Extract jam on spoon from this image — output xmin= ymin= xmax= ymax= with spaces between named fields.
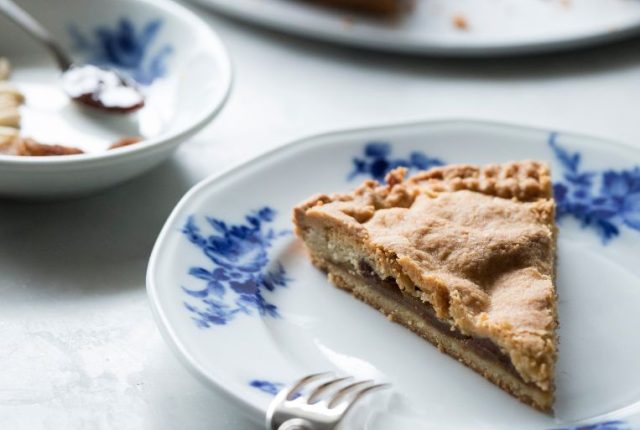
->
xmin=0 ymin=0 xmax=145 ymax=113
xmin=62 ymin=65 xmax=144 ymax=113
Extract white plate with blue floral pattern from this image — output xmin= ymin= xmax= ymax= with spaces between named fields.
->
xmin=147 ymin=120 xmax=640 ymax=429
xmin=0 ymin=0 xmax=231 ymax=198
xmin=190 ymin=0 xmax=640 ymax=56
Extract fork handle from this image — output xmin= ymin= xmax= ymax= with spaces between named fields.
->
xmin=277 ymin=418 xmax=313 ymax=430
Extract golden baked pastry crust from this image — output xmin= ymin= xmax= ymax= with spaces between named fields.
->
xmin=294 ymin=161 xmax=558 ymax=411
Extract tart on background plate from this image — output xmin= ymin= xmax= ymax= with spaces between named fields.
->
xmin=307 ymin=0 xmax=412 ymax=15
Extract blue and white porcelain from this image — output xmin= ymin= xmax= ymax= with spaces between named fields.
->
xmin=190 ymin=0 xmax=640 ymax=56
xmin=0 ymin=0 xmax=231 ymax=198
xmin=147 ymin=120 xmax=640 ymax=429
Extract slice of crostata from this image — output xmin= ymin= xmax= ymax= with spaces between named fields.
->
xmin=293 ymin=161 xmax=558 ymax=411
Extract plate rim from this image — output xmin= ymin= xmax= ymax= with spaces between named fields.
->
xmin=188 ymin=0 xmax=640 ymax=57
xmin=146 ymin=118 xmax=640 ymax=426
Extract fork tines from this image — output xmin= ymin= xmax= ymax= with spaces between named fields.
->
xmin=267 ymin=372 xmax=390 ymax=430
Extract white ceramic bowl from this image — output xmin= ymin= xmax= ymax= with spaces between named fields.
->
xmin=0 ymin=0 xmax=232 ymax=198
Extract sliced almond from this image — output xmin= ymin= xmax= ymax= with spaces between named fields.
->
xmin=0 ymin=107 xmax=20 ymax=128
xmin=0 ymin=94 xmax=23 ymax=109
xmin=0 ymin=125 xmax=18 ymax=138
xmin=17 ymin=137 xmax=84 ymax=156
xmin=0 ymin=82 xmax=25 ymax=105
xmin=0 ymin=126 xmax=19 ymax=154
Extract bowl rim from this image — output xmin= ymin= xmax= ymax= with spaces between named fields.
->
xmin=0 ymin=0 xmax=233 ymax=167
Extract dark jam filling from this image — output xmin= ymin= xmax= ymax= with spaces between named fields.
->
xmin=357 ymin=260 xmax=522 ymax=381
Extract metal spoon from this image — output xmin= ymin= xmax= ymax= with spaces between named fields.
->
xmin=0 ymin=0 xmax=145 ymax=113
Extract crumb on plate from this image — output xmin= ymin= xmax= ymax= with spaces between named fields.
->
xmin=560 ymin=0 xmax=572 ymax=8
xmin=452 ymin=14 xmax=469 ymax=31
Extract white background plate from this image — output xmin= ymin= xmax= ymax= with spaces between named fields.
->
xmin=147 ymin=120 xmax=640 ymax=429
xmin=187 ymin=0 xmax=640 ymax=56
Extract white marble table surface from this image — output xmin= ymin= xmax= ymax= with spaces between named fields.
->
xmin=2 ymin=3 xmax=640 ymax=429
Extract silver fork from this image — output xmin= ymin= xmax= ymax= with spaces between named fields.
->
xmin=266 ymin=373 xmax=390 ymax=430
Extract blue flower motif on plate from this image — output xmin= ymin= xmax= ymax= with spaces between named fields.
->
xmin=249 ymin=379 xmax=285 ymax=396
xmin=69 ymin=18 xmax=173 ymax=85
xmin=551 ymin=420 xmax=630 ymax=430
xmin=181 ymin=207 xmax=291 ymax=328
xmin=249 ymin=379 xmax=301 ymax=399
xmin=349 ymin=142 xmax=445 ymax=182
xmin=550 ymin=133 xmax=640 ymax=243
